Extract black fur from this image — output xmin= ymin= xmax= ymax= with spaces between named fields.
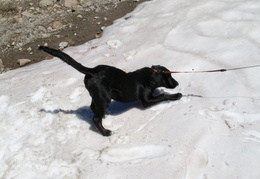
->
xmin=39 ymin=46 xmax=182 ymax=136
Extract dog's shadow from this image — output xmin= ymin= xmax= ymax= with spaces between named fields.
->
xmin=40 ymin=101 xmax=143 ymax=134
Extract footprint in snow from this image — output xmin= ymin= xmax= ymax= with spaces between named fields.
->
xmin=0 ymin=95 xmax=10 ymax=115
xmin=69 ymin=87 xmax=85 ymax=103
xmin=100 ymin=145 xmax=170 ymax=163
xmin=185 ymin=149 xmax=208 ymax=179
xmin=243 ymin=130 xmax=260 ymax=144
xmin=109 ymin=134 xmax=130 ymax=145
xmin=200 ymin=108 xmax=260 ymax=129
xmin=199 ymin=100 xmax=260 ymax=129
xmin=64 ymin=78 xmax=78 ymax=87
xmin=107 ymin=40 xmax=123 ymax=49
xmin=30 ymin=87 xmax=48 ymax=103
xmin=42 ymin=71 xmax=53 ymax=75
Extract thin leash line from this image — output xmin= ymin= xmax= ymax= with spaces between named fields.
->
xmin=164 ymin=64 xmax=260 ymax=74
xmin=183 ymin=94 xmax=260 ymax=100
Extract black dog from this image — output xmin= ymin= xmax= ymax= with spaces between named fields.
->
xmin=39 ymin=46 xmax=182 ymax=136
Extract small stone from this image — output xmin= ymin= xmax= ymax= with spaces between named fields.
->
xmin=101 ymin=26 xmax=106 ymax=31
xmin=0 ymin=59 xmax=4 ymax=74
xmin=41 ymin=33 xmax=50 ymax=38
xmin=95 ymin=32 xmax=102 ymax=38
xmin=77 ymin=15 xmax=83 ymax=18
xmin=54 ymin=4 xmax=61 ymax=8
xmin=17 ymin=43 xmax=23 ymax=48
xmin=59 ymin=41 xmax=69 ymax=49
xmin=52 ymin=21 xmax=63 ymax=29
xmin=63 ymin=0 xmax=79 ymax=8
xmin=0 ymin=18 xmax=7 ymax=24
xmin=47 ymin=26 xmax=53 ymax=31
xmin=56 ymin=10 xmax=63 ymax=14
xmin=38 ymin=26 xmax=46 ymax=31
xmin=17 ymin=59 xmax=31 ymax=67
xmin=22 ymin=11 xmax=33 ymax=18
xmin=39 ymin=0 xmax=55 ymax=8
xmin=27 ymin=47 xmax=32 ymax=51
xmin=14 ymin=16 xmax=23 ymax=23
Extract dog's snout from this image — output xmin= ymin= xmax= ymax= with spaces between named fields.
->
xmin=168 ymin=78 xmax=179 ymax=88
xmin=173 ymin=80 xmax=179 ymax=87
xmin=175 ymin=80 xmax=179 ymax=86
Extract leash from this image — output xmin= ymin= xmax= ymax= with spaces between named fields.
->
xmin=183 ymin=94 xmax=260 ymax=100
xmin=152 ymin=64 xmax=260 ymax=74
xmin=151 ymin=64 xmax=260 ymax=99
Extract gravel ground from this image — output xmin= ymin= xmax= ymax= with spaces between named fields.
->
xmin=0 ymin=0 xmax=149 ymax=72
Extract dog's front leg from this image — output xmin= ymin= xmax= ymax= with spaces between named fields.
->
xmin=141 ymin=93 xmax=182 ymax=108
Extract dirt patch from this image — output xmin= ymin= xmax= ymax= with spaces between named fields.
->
xmin=0 ymin=0 xmax=150 ymax=72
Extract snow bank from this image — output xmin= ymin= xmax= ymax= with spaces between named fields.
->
xmin=1 ymin=0 xmax=260 ymax=178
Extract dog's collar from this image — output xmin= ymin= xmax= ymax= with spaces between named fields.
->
xmin=150 ymin=67 xmax=170 ymax=74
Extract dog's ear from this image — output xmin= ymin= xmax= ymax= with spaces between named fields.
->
xmin=151 ymin=65 xmax=167 ymax=74
xmin=151 ymin=65 xmax=161 ymax=68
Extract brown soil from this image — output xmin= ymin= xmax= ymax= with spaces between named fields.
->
xmin=0 ymin=0 xmax=149 ymax=71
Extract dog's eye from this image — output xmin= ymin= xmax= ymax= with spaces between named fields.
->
xmin=159 ymin=70 xmax=166 ymax=74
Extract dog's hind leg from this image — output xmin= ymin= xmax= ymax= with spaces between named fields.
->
xmin=90 ymin=99 xmax=112 ymax=136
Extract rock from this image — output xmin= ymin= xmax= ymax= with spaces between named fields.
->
xmin=38 ymin=25 xmax=47 ymax=32
xmin=21 ymin=11 xmax=33 ymax=18
xmin=101 ymin=26 xmax=106 ymax=31
xmin=77 ymin=14 xmax=83 ymax=18
xmin=47 ymin=26 xmax=53 ymax=31
xmin=0 ymin=59 xmax=4 ymax=74
xmin=79 ymin=0 xmax=103 ymax=7
xmin=14 ymin=16 xmax=23 ymax=23
xmin=95 ymin=32 xmax=102 ymax=38
xmin=63 ymin=0 xmax=79 ymax=8
xmin=59 ymin=41 xmax=69 ymax=49
xmin=52 ymin=21 xmax=63 ymax=29
xmin=39 ymin=0 xmax=55 ymax=8
xmin=41 ymin=33 xmax=50 ymax=38
xmin=17 ymin=59 xmax=31 ymax=67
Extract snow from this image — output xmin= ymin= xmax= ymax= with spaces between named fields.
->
xmin=1 ymin=0 xmax=260 ymax=178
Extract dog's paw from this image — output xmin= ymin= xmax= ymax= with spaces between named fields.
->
xmin=170 ymin=93 xmax=182 ymax=100
xmin=102 ymin=129 xmax=113 ymax=137
xmin=176 ymin=93 xmax=183 ymax=100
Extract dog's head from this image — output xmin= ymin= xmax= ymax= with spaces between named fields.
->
xmin=150 ymin=65 xmax=179 ymax=89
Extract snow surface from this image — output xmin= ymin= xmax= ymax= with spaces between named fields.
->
xmin=1 ymin=0 xmax=260 ymax=178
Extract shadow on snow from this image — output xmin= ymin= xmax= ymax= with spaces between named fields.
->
xmin=40 ymin=100 xmax=143 ymax=134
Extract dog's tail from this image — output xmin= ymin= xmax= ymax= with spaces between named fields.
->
xmin=38 ymin=46 xmax=92 ymax=75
